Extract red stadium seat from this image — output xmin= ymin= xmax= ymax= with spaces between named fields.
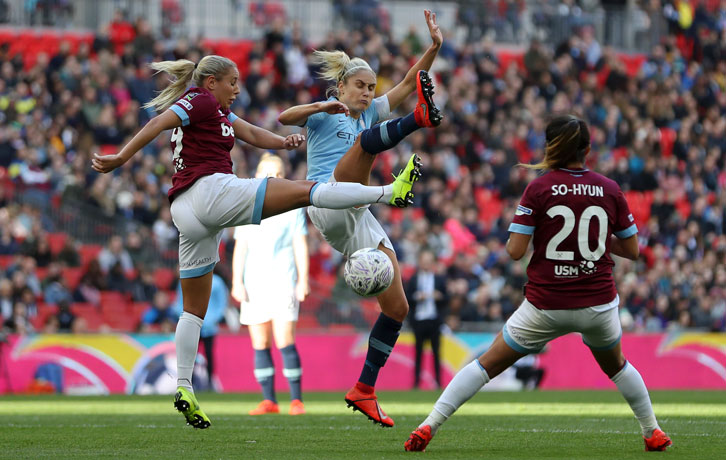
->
xmin=100 ymin=290 xmax=128 ymax=309
xmin=296 ymin=314 xmax=320 ymax=330
xmin=659 ymin=127 xmax=676 ymax=158
xmin=79 ymin=244 xmax=103 ymax=268
xmin=71 ymin=303 xmax=105 ymax=331
xmin=0 ymin=255 xmax=16 ymax=270
xmin=33 ymin=303 xmax=58 ymax=330
xmin=35 ymin=266 xmax=49 ymax=282
xmin=61 ymin=267 xmax=84 ymax=291
xmin=47 ymin=232 xmax=67 ymax=255
xmin=153 ymin=268 xmax=176 ymax=290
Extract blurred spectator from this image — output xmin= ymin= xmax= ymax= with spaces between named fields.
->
xmin=98 ymin=235 xmax=134 ymax=273
xmin=42 ymin=263 xmax=73 ymax=306
xmin=3 ymin=302 xmax=34 ymax=335
xmin=56 ymin=237 xmax=81 ymax=267
xmin=139 ymin=290 xmax=176 ymax=333
xmin=73 ymin=259 xmax=105 ymax=306
xmin=405 ymin=249 xmax=447 ymax=389
xmin=55 ymin=299 xmax=77 ymax=333
xmin=0 ymin=278 xmax=13 ymax=318
xmin=129 ymin=267 xmax=158 ymax=302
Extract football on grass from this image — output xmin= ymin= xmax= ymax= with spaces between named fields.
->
xmin=343 ymin=248 xmax=394 ymax=297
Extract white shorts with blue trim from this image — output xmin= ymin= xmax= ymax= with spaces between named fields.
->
xmin=503 ymin=295 xmax=621 ymax=354
xmin=170 ymin=173 xmax=268 ymax=279
xmin=306 ymin=176 xmax=393 ymax=257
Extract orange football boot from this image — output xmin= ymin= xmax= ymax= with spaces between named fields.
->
xmin=644 ymin=428 xmax=672 ymax=451
xmin=344 ymin=383 xmax=394 ymax=427
xmin=404 ymin=425 xmax=433 ymax=452
xmin=248 ymin=399 xmax=279 ymax=415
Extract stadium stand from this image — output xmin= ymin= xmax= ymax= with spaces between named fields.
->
xmin=1 ymin=0 xmax=725 ymax=335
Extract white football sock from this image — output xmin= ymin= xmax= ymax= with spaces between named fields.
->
xmin=611 ymin=362 xmax=659 ymax=437
xmin=421 ymin=360 xmax=490 ymax=435
xmin=175 ymin=311 xmax=204 ymax=392
xmin=310 ymin=182 xmax=393 ymax=209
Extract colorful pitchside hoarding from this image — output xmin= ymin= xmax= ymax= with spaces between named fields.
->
xmin=1 ymin=332 xmax=724 ymax=394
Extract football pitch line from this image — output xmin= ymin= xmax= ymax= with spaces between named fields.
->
xmin=2 ymin=400 xmax=725 ymax=417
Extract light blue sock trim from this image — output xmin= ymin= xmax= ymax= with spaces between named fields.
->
xmin=501 ymin=325 xmax=537 ymax=354
xmin=584 ymin=331 xmax=622 ymax=351
xmin=475 ymin=360 xmax=486 ymax=372
xmin=170 ymin=105 xmax=190 ymax=126
xmin=309 ymin=182 xmax=321 ymax=205
xmin=379 ymin=120 xmax=392 ymax=145
xmin=252 ymin=177 xmax=270 ymax=224
xmin=179 ymin=261 xmax=216 ymax=279
xmin=369 ymin=337 xmax=393 ymax=355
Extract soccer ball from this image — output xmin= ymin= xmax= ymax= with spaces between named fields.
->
xmin=344 ymin=248 xmax=394 ymax=297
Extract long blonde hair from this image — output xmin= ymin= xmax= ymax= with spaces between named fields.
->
xmin=311 ymin=50 xmax=375 ymax=98
xmin=143 ymin=55 xmax=237 ymax=112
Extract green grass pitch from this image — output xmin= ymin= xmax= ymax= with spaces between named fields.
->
xmin=1 ymin=390 xmax=723 ymax=459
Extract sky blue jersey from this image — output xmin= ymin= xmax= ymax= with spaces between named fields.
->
xmin=305 ymin=96 xmax=390 ymax=182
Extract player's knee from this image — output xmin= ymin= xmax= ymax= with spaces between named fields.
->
xmin=382 ymin=298 xmax=408 ymax=322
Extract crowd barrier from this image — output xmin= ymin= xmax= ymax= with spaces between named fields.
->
xmin=1 ymin=331 xmax=724 ymax=395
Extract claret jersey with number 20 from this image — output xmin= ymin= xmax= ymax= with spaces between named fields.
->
xmin=509 ymin=168 xmax=637 ymax=310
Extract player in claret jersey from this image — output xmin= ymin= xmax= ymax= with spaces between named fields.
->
xmin=91 ymin=55 xmax=420 ymax=430
xmin=404 ymin=115 xmax=671 ymax=453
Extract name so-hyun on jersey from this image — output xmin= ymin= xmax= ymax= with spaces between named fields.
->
xmin=509 ymin=168 xmax=637 ymax=310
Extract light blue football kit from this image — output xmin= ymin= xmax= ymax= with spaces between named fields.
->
xmin=304 ymin=96 xmax=396 ymax=256
xmin=305 ymin=96 xmax=390 ymax=181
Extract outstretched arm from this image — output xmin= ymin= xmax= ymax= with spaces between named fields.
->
xmin=385 ymin=9 xmax=442 ymax=111
xmin=231 ymin=117 xmax=305 ymax=150
xmin=278 ymin=100 xmax=350 ymax=126
xmin=92 ymin=109 xmax=181 ymax=173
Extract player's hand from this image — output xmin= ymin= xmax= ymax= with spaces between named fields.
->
xmin=91 ymin=152 xmax=125 ymax=173
xmin=320 ymin=100 xmax=349 ymax=116
xmin=282 ymin=133 xmax=305 ymax=149
xmin=295 ymin=280 xmax=310 ymax=302
xmin=425 ymin=10 xmax=442 ymax=48
xmin=232 ymin=283 xmax=248 ymax=303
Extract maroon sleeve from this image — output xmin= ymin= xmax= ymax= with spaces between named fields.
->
xmin=171 ymin=91 xmax=217 ymax=126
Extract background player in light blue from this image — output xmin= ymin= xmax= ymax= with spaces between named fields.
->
xmin=232 ymin=154 xmax=309 ymax=416
xmin=278 ymin=10 xmax=443 ymax=427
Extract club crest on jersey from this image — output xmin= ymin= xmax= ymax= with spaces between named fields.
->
xmin=515 ymin=205 xmax=532 ymax=216
xmin=579 ymin=260 xmax=597 ymax=275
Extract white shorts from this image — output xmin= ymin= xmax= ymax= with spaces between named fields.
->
xmin=503 ymin=295 xmax=621 ymax=354
xmin=307 ymin=205 xmax=393 ymax=256
xmin=239 ymin=295 xmax=300 ymax=325
xmin=306 ymin=175 xmax=391 ymax=257
xmin=170 ymin=173 xmax=268 ymax=278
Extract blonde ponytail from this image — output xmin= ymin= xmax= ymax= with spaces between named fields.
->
xmin=143 ymin=55 xmax=237 ymax=112
xmin=311 ymin=49 xmax=375 ymax=98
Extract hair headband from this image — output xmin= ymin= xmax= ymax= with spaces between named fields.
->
xmin=340 ymin=64 xmax=373 ymax=81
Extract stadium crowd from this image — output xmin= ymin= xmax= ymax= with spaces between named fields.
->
xmin=1 ymin=1 xmax=726 ymax=335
